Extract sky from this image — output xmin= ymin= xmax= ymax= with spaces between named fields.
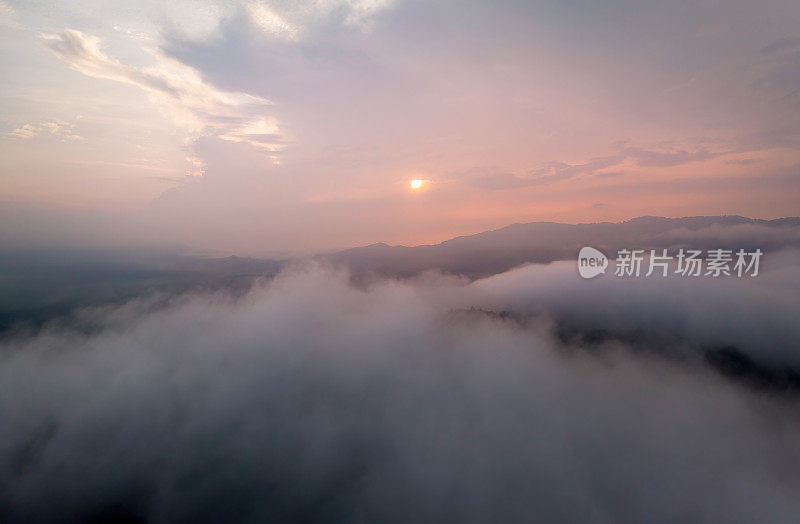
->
xmin=1 ymin=0 xmax=799 ymax=255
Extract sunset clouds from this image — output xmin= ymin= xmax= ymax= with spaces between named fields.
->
xmin=1 ymin=0 xmax=799 ymax=252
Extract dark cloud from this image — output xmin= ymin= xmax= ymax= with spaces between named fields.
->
xmin=471 ymin=148 xmax=723 ymax=190
xmin=625 ymin=147 xmax=717 ymax=168
xmin=528 ymin=155 xmax=625 ymax=184
xmin=760 ymin=38 xmax=800 ymax=54
xmin=726 ymin=158 xmax=757 ymax=166
xmin=468 ymin=156 xmax=626 ymax=189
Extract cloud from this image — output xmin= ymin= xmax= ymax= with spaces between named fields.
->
xmin=470 ymin=156 xmax=625 ymax=189
xmin=42 ymin=29 xmax=284 ymax=162
xmin=7 ymin=124 xmax=39 ymax=139
xmin=471 ymin=147 xmax=719 ymax=189
xmin=321 ymin=0 xmax=396 ymax=30
xmin=244 ymin=0 xmax=396 ymax=38
xmin=470 ymin=250 xmax=800 ymax=364
xmin=625 ymin=147 xmax=717 ymax=168
xmin=1 ymin=258 xmax=800 ymax=521
xmin=218 ymin=117 xmax=284 ymax=154
xmin=760 ymin=37 xmax=800 ymax=54
xmin=726 ymin=158 xmax=757 ymax=166
xmin=0 ymin=0 xmax=23 ymax=29
xmin=246 ymin=2 xmax=299 ymax=41
xmin=3 ymin=0 xmax=800 ymax=253
xmin=7 ymin=120 xmax=84 ymax=141
xmin=471 ymin=144 xmax=724 ymax=190
xmin=530 ymin=154 xmax=625 ymax=183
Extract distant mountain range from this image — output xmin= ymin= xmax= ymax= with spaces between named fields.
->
xmin=320 ymin=215 xmax=800 ymax=279
xmin=2 ymin=216 xmax=799 ymax=333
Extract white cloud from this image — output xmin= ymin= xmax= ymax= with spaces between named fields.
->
xmin=243 ymin=0 xmax=395 ymax=40
xmin=325 ymin=0 xmax=395 ymax=29
xmin=219 ymin=117 xmax=284 ymax=162
xmin=42 ymin=29 xmax=284 ymax=165
xmin=7 ymin=124 xmax=40 ymax=139
xmin=7 ymin=120 xmax=84 ymax=141
xmin=185 ymin=155 xmax=206 ymax=177
xmin=246 ymin=2 xmax=299 ymax=40
xmin=2 ymin=262 xmax=800 ymax=520
xmin=0 ymin=0 xmax=23 ymax=29
xmin=160 ymin=0 xmax=237 ymax=42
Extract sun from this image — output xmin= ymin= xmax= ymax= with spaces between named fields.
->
xmin=410 ymin=179 xmax=423 ymax=189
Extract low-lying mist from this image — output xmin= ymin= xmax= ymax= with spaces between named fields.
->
xmin=2 ymin=256 xmax=800 ymax=523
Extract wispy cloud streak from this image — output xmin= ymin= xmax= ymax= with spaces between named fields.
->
xmin=42 ymin=29 xmax=285 ymax=167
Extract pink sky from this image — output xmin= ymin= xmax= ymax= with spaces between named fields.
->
xmin=1 ymin=0 xmax=799 ymax=254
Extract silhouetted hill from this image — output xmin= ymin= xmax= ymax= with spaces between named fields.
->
xmin=321 ymin=216 xmax=800 ymax=278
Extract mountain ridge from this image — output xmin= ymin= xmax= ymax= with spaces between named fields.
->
xmin=320 ymin=215 xmax=800 ymax=278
